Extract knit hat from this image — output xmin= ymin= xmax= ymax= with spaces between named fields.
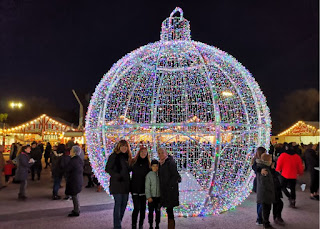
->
xmin=151 ymin=159 xmax=159 ymax=165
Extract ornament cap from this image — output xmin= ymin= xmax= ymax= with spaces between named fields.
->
xmin=160 ymin=7 xmax=191 ymax=41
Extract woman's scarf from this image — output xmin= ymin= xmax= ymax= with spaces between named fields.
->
xmin=159 ymin=155 xmax=168 ymax=165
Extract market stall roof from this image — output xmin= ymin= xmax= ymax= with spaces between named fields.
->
xmin=278 ymin=121 xmax=320 ymax=136
xmin=0 ymin=114 xmax=75 ymax=134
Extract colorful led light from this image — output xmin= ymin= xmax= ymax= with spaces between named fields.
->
xmin=85 ymin=7 xmax=271 ymax=216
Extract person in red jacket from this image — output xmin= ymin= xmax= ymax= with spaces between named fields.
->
xmin=276 ymin=143 xmax=304 ymax=208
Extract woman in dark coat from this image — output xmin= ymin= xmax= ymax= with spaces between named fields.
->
xmin=304 ymin=144 xmax=319 ymax=200
xmin=106 ymin=140 xmax=132 ymax=229
xmin=51 ymin=144 xmax=64 ymax=200
xmin=158 ymin=148 xmax=181 ymax=229
xmin=44 ymin=142 xmax=52 ymax=168
xmin=16 ymin=145 xmax=34 ymax=200
xmin=131 ymin=147 xmax=150 ymax=229
xmin=65 ymin=145 xmax=84 ymax=217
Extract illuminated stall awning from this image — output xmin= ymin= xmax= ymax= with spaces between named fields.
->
xmin=0 ymin=114 xmax=76 ymax=136
xmin=278 ymin=121 xmax=319 ymax=136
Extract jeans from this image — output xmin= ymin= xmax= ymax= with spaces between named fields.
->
xmin=310 ymin=170 xmax=319 ymax=194
xmin=31 ymin=164 xmax=42 ymax=180
xmin=132 ymin=195 xmax=146 ymax=227
xmin=53 ymin=176 xmax=62 ymax=196
xmin=148 ymin=197 xmax=161 ymax=226
xmin=280 ymin=177 xmax=296 ymax=200
xmin=262 ymin=203 xmax=272 ymax=227
xmin=257 ymin=203 xmax=262 ymax=223
xmin=19 ymin=179 xmax=27 ymax=197
xmin=273 ymin=199 xmax=283 ymax=220
xmin=72 ymin=194 xmax=80 ymax=214
xmin=166 ymin=207 xmax=174 ymax=219
xmin=113 ymin=194 xmax=129 ymax=229
xmin=45 ymin=157 xmax=50 ymax=168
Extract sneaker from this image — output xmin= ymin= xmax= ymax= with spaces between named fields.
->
xmin=64 ymin=196 xmax=72 ymax=200
xmin=256 ymin=220 xmax=263 ymax=226
xmin=52 ymin=195 xmax=61 ymax=200
xmin=274 ymin=218 xmax=285 ymax=226
xmin=310 ymin=195 xmax=319 ymax=201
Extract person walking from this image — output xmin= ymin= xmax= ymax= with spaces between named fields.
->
xmin=65 ymin=145 xmax=84 ymax=217
xmin=44 ymin=142 xmax=52 ymax=169
xmin=158 ymin=148 xmax=181 ymax=229
xmin=0 ymin=145 xmax=5 ymax=189
xmin=15 ymin=145 xmax=34 ymax=200
xmin=252 ymin=147 xmax=267 ymax=225
xmin=84 ymin=156 xmax=94 ymax=188
xmin=304 ymin=144 xmax=319 ymax=200
xmin=30 ymin=141 xmax=42 ymax=181
xmin=51 ymin=144 xmax=64 ymax=200
xmin=256 ymin=153 xmax=276 ymax=229
xmin=145 ymin=159 xmax=161 ymax=229
xmin=276 ymin=143 xmax=304 ymax=208
xmin=106 ymin=140 xmax=132 ymax=229
xmin=131 ymin=147 xmax=151 ymax=229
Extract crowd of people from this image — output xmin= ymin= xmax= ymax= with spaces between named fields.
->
xmin=252 ymin=142 xmax=319 ymax=229
xmin=0 ymin=139 xmax=319 ymax=229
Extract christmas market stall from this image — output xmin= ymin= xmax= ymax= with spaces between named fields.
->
xmin=0 ymin=114 xmax=84 ymax=146
xmin=272 ymin=121 xmax=320 ymax=144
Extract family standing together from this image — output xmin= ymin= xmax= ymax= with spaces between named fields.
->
xmin=106 ymin=140 xmax=181 ymax=229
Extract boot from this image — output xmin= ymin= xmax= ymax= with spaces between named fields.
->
xmin=289 ymin=199 xmax=296 ymax=208
xmin=168 ymin=219 xmax=175 ymax=229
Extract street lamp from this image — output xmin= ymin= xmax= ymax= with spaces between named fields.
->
xmin=9 ymin=102 xmax=23 ymax=109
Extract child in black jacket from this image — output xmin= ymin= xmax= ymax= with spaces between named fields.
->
xmin=256 ymin=153 xmax=275 ymax=229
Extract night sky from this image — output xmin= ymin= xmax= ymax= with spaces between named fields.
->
xmin=0 ymin=0 xmax=319 ymax=132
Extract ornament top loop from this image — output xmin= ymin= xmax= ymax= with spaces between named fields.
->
xmin=160 ymin=7 xmax=191 ymax=41
xmin=170 ymin=7 xmax=184 ymax=21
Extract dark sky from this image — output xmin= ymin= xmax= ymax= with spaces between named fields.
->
xmin=0 ymin=0 xmax=319 ymax=131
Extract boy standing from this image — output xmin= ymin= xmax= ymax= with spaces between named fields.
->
xmin=145 ymin=160 xmax=161 ymax=229
xmin=256 ymin=153 xmax=276 ymax=229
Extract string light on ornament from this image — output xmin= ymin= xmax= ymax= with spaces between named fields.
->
xmin=85 ymin=7 xmax=271 ymax=217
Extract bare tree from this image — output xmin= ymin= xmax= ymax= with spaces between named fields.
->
xmin=275 ymin=88 xmax=319 ymax=133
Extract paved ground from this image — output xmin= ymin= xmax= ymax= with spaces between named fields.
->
xmin=0 ymin=163 xmax=318 ymax=229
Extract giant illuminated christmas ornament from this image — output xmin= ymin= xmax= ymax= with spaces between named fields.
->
xmin=86 ymin=7 xmax=271 ymax=216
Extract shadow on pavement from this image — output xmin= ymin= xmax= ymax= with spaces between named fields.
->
xmin=0 ymin=203 xmax=113 ymax=222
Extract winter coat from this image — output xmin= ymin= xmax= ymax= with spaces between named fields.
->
xmin=10 ymin=144 xmax=18 ymax=160
xmin=16 ymin=153 xmax=33 ymax=181
xmin=105 ymin=152 xmax=130 ymax=195
xmin=130 ymin=157 xmax=150 ymax=194
xmin=304 ymin=149 xmax=319 ymax=172
xmin=59 ymin=154 xmax=71 ymax=177
xmin=0 ymin=152 xmax=5 ymax=171
xmin=270 ymin=167 xmax=283 ymax=201
xmin=65 ymin=155 xmax=84 ymax=196
xmin=256 ymin=159 xmax=275 ymax=204
xmin=4 ymin=163 xmax=15 ymax=175
xmin=30 ymin=147 xmax=42 ymax=167
xmin=158 ymin=155 xmax=181 ymax=208
xmin=51 ymin=151 xmax=63 ymax=177
xmin=145 ymin=171 xmax=160 ymax=199
xmin=44 ymin=145 xmax=52 ymax=158
xmin=83 ymin=158 xmax=92 ymax=175
xmin=276 ymin=151 xmax=303 ymax=179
